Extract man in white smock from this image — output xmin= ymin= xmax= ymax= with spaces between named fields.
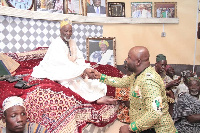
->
xmin=31 ymin=18 xmax=117 ymax=104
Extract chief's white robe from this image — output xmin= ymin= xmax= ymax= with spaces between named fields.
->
xmin=31 ymin=37 xmax=107 ymax=101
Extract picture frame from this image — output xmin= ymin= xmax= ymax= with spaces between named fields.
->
xmin=86 ymin=37 xmax=116 ymax=67
xmin=67 ymin=0 xmax=83 ymax=14
xmin=154 ymin=2 xmax=177 ymax=18
xmin=108 ymin=2 xmax=125 ymax=17
xmin=34 ymin=0 xmax=65 ymax=14
xmin=86 ymin=0 xmax=107 ymax=17
xmin=131 ymin=2 xmax=152 ymax=18
xmin=5 ymin=0 xmax=34 ymax=10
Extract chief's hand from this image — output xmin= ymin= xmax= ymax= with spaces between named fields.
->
xmin=82 ymin=68 xmax=96 ymax=79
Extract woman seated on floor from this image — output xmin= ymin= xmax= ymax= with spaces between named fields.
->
xmin=173 ymin=77 xmax=200 ymax=133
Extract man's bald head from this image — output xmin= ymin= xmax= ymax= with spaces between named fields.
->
xmin=126 ymin=46 xmax=150 ymax=75
xmin=129 ymin=46 xmax=150 ymax=62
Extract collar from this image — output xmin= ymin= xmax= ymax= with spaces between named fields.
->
xmin=135 ymin=66 xmax=149 ymax=79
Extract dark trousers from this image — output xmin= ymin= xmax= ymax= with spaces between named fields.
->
xmin=140 ymin=128 xmax=156 ymax=133
xmin=130 ymin=128 xmax=156 ymax=133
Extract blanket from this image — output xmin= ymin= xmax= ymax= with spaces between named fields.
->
xmin=0 ymin=48 xmax=123 ymax=133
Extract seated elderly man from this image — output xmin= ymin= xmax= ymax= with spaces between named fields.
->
xmin=1 ymin=96 xmax=48 ymax=133
xmin=31 ymin=18 xmax=116 ymax=104
xmin=154 ymin=54 xmax=181 ymax=116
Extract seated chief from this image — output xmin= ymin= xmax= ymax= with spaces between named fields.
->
xmin=31 ymin=18 xmax=117 ymax=105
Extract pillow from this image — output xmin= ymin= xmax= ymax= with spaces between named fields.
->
xmin=16 ymin=48 xmax=48 ymax=61
xmin=0 ymin=53 xmax=20 ymax=74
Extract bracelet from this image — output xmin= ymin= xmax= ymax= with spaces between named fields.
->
xmin=100 ymin=74 xmax=106 ymax=83
xmin=130 ymin=122 xmax=138 ymax=132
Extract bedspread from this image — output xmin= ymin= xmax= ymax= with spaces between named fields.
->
xmin=0 ymin=48 xmax=123 ymax=133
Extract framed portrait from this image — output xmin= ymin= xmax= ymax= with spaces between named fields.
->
xmin=67 ymin=0 xmax=83 ymax=14
xmin=34 ymin=0 xmax=65 ymax=13
xmin=86 ymin=0 xmax=107 ymax=17
xmin=131 ymin=2 xmax=152 ymax=18
xmin=5 ymin=0 xmax=34 ymax=10
xmin=86 ymin=37 xmax=116 ymax=67
xmin=108 ymin=2 xmax=125 ymax=17
xmin=154 ymin=2 xmax=177 ymax=18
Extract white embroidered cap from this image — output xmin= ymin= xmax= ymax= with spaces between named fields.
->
xmin=2 ymin=96 xmax=25 ymax=112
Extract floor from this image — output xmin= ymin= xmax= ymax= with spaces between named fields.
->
xmin=105 ymin=120 xmax=128 ymax=133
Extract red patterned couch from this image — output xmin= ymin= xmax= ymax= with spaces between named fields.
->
xmin=0 ymin=47 xmax=123 ymax=133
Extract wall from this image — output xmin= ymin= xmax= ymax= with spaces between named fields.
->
xmin=103 ymin=0 xmax=200 ymax=67
xmin=1 ymin=0 xmax=200 ymax=67
xmin=0 ymin=15 xmax=103 ymax=59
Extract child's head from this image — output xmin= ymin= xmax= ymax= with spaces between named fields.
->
xmin=187 ymin=77 xmax=200 ymax=97
xmin=2 ymin=96 xmax=27 ymax=133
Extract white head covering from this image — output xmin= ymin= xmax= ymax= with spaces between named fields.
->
xmin=2 ymin=96 xmax=25 ymax=112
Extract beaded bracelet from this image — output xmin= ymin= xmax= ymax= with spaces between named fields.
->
xmin=130 ymin=122 xmax=138 ymax=132
xmin=100 ymin=74 xmax=107 ymax=83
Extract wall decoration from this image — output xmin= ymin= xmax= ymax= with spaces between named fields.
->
xmin=86 ymin=0 xmax=107 ymax=17
xmin=86 ymin=37 xmax=116 ymax=67
xmin=5 ymin=0 xmax=34 ymax=10
xmin=108 ymin=2 xmax=125 ymax=17
xmin=154 ymin=2 xmax=177 ymax=18
xmin=67 ymin=0 xmax=83 ymax=14
xmin=35 ymin=0 xmax=65 ymax=13
xmin=131 ymin=2 xmax=152 ymax=18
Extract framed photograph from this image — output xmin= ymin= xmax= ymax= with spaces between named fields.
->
xmin=5 ymin=0 xmax=34 ymax=9
xmin=108 ymin=2 xmax=125 ymax=17
xmin=86 ymin=0 xmax=107 ymax=17
xmin=131 ymin=2 xmax=152 ymax=18
xmin=86 ymin=37 xmax=116 ymax=67
xmin=154 ymin=2 xmax=177 ymax=18
xmin=67 ymin=0 xmax=83 ymax=14
xmin=34 ymin=0 xmax=65 ymax=13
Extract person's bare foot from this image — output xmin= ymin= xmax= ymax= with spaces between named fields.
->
xmin=96 ymin=96 xmax=118 ymax=104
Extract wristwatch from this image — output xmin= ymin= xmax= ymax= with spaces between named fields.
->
xmin=5 ymin=0 xmax=34 ymax=10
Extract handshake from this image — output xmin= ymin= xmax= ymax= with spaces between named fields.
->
xmin=81 ymin=68 xmax=102 ymax=79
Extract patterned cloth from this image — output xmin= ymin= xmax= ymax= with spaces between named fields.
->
xmin=115 ymin=87 xmax=130 ymax=123
xmin=173 ymin=93 xmax=200 ymax=133
xmin=101 ymin=66 xmax=177 ymax=133
xmin=0 ymin=122 xmax=48 ymax=133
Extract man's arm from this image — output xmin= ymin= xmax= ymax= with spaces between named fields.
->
xmin=166 ymin=78 xmax=181 ymax=90
xmin=187 ymin=114 xmax=200 ymax=123
xmin=89 ymin=70 xmax=135 ymax=88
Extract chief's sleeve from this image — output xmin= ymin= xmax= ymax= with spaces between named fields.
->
xmin=131 ymin=78 xmax=163 ymax=131
xmin=99 ymin=74 xmax=135 ymax=88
